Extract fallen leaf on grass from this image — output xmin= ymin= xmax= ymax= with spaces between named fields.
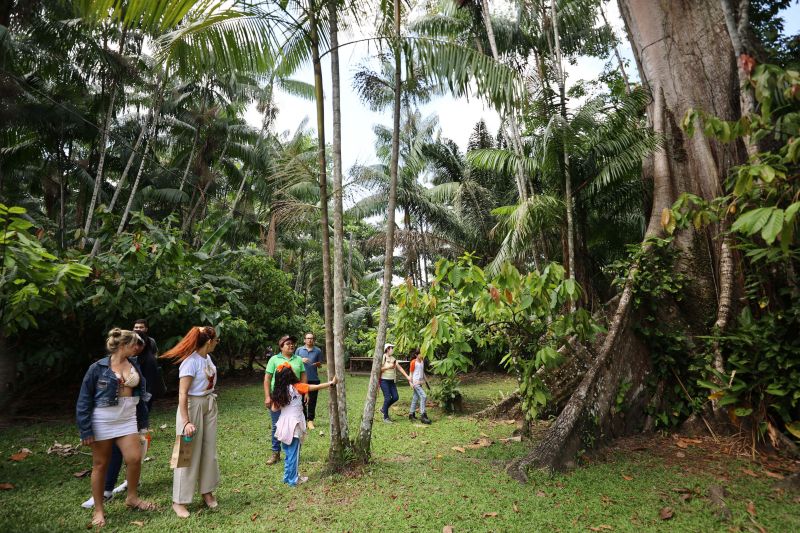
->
xmin=589 ymin=526 xmax=613 ymax=532
xmin=250 ymin=512 xmax=259 ymax=521
xmin=499 ymin=436 xmax=522 ymax=443
xmin=536 ymin=491 xmax=546 ymax=497
xmin=503 ymin=419 xmax=516 ymax=425
xmin=622 ymin=474 xmax=633 ymax=481
xmin=676 ymin=452 xmax=685 ymax=458
xmin=513 ymin=502 xmax=519 ymax=513
xmin=0 ymin=483 xmax=14 ymax=490
xmin=746 ymin=501 xmax=756 ymax=517
xmin=442 ymin=527 xmax=454 ymax=533
xmin=451 ymin=446 xmax=465 ymax=453
xmin=600 ymin=495 xmax=614 ymax=505
xmin=47 ymin=442 xmax=80 ymax=457
xmin=659 ymin=507 xmax=674 ymax=520
xmin=464 ymin=437 xmax=493 ymax=450
xmin=130 ymin=521 xmax=144 ymax=527
xmin=159 ymin=424 xmax=167 ymax=429
xmin=675 ymin=440 xmax=689 ymax=449
xmin=741 ymin=468 xmax=759 ymax=477
xmin=764 ymin=470 xmax=784 ymax=480
xmin=10 ymin=448 xmax=32 ymax=461
xmin=73 ymin=470 xmax=91 ymax=478
xmin=481 ymin=512 xmax=498 ymax=518
xmin=233 ymin=488 xmax=241 ymax=493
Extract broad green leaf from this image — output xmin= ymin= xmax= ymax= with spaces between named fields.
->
xmin=760 ymin=209 xmax=784 ymax=244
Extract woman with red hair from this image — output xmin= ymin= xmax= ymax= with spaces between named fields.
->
xmin=160 ymin=326 xmax=220 ymax=518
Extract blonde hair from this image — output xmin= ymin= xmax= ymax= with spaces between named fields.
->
xmin=106 ymin=328 xmax=140 ymax=353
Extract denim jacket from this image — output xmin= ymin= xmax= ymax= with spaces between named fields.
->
xmin=76 ymin=356 xmax=151 ymax=440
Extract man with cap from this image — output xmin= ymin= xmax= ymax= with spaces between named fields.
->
xmin=379 ymin=343 xmax=412 ymax=423
xmin=264 ymin=335 xmax=306 ymax=465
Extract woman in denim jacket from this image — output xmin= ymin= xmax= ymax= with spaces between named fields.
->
xmin=76 ymin=328 xmax=156 ymax=527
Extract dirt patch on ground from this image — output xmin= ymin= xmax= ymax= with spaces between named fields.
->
xmin=586 ymin=432 xmax=800 ymax=482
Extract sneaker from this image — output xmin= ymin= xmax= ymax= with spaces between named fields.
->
xmin=409 ymin=413 xmax=416 ymax=421
xmin=111 ymin=480 xmax=128 ymax=495
xmin=420 ymin=414 xmax=432 ymax=425
xmin=298 ymin=476 xmax=309 ymax=485
xmin=81 ymin=492 xmax=112 ymax=509
xmin=266 ymin=451 xmax=280 ymax=465
xmin=382 ymin=417 xmax=393 ymax=424
xmin=307 ymin=420 xmax=315 ymax=430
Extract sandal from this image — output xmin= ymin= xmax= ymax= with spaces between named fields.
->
xmin=126 ymin=499 xmax=157 ymax=512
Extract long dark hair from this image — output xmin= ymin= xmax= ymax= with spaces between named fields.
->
xmin=271 ymin=365 xmax=300 ymax=409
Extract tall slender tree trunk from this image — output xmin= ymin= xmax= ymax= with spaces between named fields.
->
xmin=308 ymin=2 xmax=340 ymax=455
xmin=356 ymin=0 xmax=402 ymax=458
xmin=550 ymin=0 xmax=576 ymax=295
xmin=600 ymin=5 xmax=631 ymax=94
xmin=116 ymin=82 xmax=165 ymax=236
xmin=508 ymin=0 xmax=746 ymax=479
xmin=481 ymin=0 xmax=528 ymax=203
xmin=82 ymin=87 xmax=118 ymax=248
xmin=327 ymin=0 xmax=350 ymax=458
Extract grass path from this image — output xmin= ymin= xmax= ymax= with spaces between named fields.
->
xmin=0 ymin=372 xmax=797 ymax=532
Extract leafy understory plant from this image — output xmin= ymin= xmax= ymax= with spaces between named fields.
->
xmin=391 ymin=253 xmax=602 ymax=421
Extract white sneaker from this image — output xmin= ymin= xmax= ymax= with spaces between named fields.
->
xmin=81 ymin=491 xmax=112 ymax=509
xmin=298 ymin=476 xmax=309 ymax=485
xmin=111 ymin=480 xmax=128 ymax=495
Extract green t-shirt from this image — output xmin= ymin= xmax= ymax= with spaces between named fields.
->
xmin=265 ymin=353 xmax=305 ymax=392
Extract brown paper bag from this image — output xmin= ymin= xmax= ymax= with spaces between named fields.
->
xmin=170 ymin=433 xmax=193 ymax=469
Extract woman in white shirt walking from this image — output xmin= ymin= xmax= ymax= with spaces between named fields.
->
xmin=160 ymin=326 xmax=221 ymax=518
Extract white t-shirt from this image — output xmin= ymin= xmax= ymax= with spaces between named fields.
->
xmin=179 ymin=352 xmax=217 ymax=396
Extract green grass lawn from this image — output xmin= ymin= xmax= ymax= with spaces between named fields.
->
xmin=0 ymin=371 xmax=797 ymax=532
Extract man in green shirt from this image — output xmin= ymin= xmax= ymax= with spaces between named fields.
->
xmin=264 ymin=335 xmax=306 ymax=465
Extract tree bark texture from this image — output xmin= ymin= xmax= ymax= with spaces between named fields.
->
xmin=327 ymin=0 xmax=349 ymax=459
xmin=357 ymin=0 xmax=402 ymax=458
xmin=308 ymin=2 xmax=341 ymax=452
xmin=508 ymin=0 xmax=747 ymax=478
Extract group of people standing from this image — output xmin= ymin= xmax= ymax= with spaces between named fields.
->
xmin=76 ymin=323 xmax=221 ymax=526
xmin=76 ymin=325 xmax=430 ymax=527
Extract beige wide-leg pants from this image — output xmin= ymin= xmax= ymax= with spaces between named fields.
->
xmin=173 ymin=393 xmax=219 ymax=504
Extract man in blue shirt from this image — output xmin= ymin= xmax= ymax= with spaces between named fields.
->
xmin=295 ymin=332 xmax=323 ymax=429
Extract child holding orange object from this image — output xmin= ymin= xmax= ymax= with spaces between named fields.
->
xmin=270 ymin=363 xmax=337 ymax=486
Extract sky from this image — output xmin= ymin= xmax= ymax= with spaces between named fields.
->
xmin=245 ymin=2 xmax=800 ymax=182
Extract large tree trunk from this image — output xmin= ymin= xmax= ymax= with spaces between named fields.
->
xmin=508 ymin=0 xmax=746 ymax=479
xmin=327 ymin=0 xmax=350 ymax=460
xmin=356 ymin=0 xmax=402 ymax=458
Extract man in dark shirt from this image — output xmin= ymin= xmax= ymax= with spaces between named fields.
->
xmin=295 ymin=332 xmax=323 ymax=430
xmin=81 ymin=319 xmax=161 ymax=508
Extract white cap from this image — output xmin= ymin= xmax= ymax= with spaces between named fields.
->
xmin=384 ymin=343 xmax=394 ymax=352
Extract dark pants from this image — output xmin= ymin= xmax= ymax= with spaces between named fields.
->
xmin=270 ymin=408 xmax=281 ymax=453
xmin=380 ymin=379 xmax=399 ymax=419
xmin=105 ymin=399 xmax=153 ymax=492
xmin=303 ymin=380 xmax=320 ymax=421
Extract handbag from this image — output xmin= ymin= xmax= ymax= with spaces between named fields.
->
xmin=169 ymin=423 xmax=194 ymax=469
